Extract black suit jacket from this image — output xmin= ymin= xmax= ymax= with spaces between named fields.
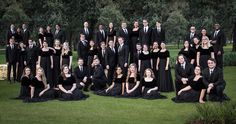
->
xmin=202 ymin=67 xmax=225 ymax=87
xmin=152 ymin=28 xmax=165 ymax=44
xmin=139 ymin=27 xmax=152 ymax=46
xmin=6 ymin=30 xmax=16 ymax=44
xmin=77 ymin=40 xmax=89 ymax=60
xmin=117 ymin=44 xmax=129 ymax=67
xmin=26 ymin=46 xmax=39 ymax=64
xmin=54 ymin=30 xmax=66 ymax=43
xmin=80 ymin=28 xmax=92 ymax=41
xmin=98 ymin=49 xmax=106 ymax=68
xmin=118 ymin=29 xmax=130 ymax=44
xmin=95 ymin=30 xmax=107 ymax=45
xmin=185 ymin=33 xmax=198 ymax=44
xmin=74 ymin=66 xmax=89 ymax=83
xmin=22 ymin=29 xmax=30 ymax=45
xmin=6 ymin=45 xmax=18 ymax=63
xmin=175 ymin=63 xmax=195 ymax=82
xmin=105 ymin=47 xmax=117 ymax=68
xmin=210 ymin=30 xmax=226 ymax=53
xmin=92 ymin=65 xmax=107 ymax=81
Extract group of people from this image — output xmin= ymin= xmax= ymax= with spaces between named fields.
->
xmin=5 ymin=20 xmax=229 ymax=103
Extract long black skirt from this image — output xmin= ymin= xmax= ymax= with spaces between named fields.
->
xmin=142 ymin=88 xmax=167 ymax=100
xmin=53 ymin=55 xmax=60 ymax=87
xmin=23 ymin=88 xmax=55 ymax=103
xmin=96 ymin=84 xmax=122 ymax=96
xmin=15 ymin=85 xmax=30 ymax=99
xmin=172 ymin=89 xmax=200 ymax=103
xmin=58 ymin=86 xmax=88 ymax=101
xmin=123 ymin=83 xmax=141 ymax=98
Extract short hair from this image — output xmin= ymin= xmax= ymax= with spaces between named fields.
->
xmin=208 ymin=58 xmax=216 ymax=63
xmin=77 ymin=58 xmax=84 ymax=61
xmin=136 ymin=43 xmax=141 ymax=46
xmin=118 ymin=37 xmax=124 ymax=40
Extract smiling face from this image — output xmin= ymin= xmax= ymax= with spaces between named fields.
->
xmin=184 ymin=41 xmax=189 ymax=48
xmin=77 ymin=59 xmax=84 ymax=66
xmin=143 ymin=44 xmax=148 ymax=51
xmin=193 ymin=37 xmax=199 ymax=45
xmin=143 ymin=19 xmax=148 ymax=27
xmin=145 ymin=69 xmax=152 ymax=77
xmin=43 ymin=42 xmax=48 ymax=48
xmin=25 ymin=68 xmax=31 ymax=76
xmin=153 ymin=42 xmax=158 ymax=49
xmin=160 ymin=43 xmax=166 ymax=49
xmin=89 ymin=40 xmax=95 ymax=47
xmin=130 ymin=64 xmax=136 ymax=73
xmin=194 ymin=66 xmax=201 ymax=75
xmin=134 ymin=21 xmax=139 ymax=28
xmin=190 ymin=26 xmax=196 ymax=33
xmin=63 ymin=66 xmax=69 ymax=74
xmin=178 ymin=55 xmax=185 ymax=64
xmin=116 ymin=67 xmax=122 ymax=75
xmin=37 ymin=68 xmax=43 ymax=76
xmin=54 ymin=40 xmax=60 ymax=46
xmin=207 ymin=59 xmax=216 ymax=69
xmin=109 ymin=22 xmax=113 ymax=28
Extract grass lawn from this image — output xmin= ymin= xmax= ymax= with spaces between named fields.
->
xmin=0 ymin=45 xmax=235 ymax=124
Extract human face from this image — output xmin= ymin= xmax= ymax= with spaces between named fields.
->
xmin=89 ymin=41 xmax=95 ymax=46
xmin=37 ymin=69 xmax=43 ymax=76
xmin=25 ymin=68 xmax=31 ymax=76
xmin=143 ymin=45 xmax=148 ymax=51
xmin=194 ymin=66 xmax=201 ymax=75
xmin=43 ymin=42 xmax=48 ymax=47
xmin=156 ymin=22 xmax=161 ymax=27
xmin=109 ymin=23 xmax=113 ymax=28
xmin=161 ymin=43 xmax=166 ymax=49
xmin=130 ymin=65 xmax=136 ymax=73
xmin=143 ymin=20 xmax=148 ymax=27
xmin=121 ymin=23 xmax=127 ymax=29
xmin=47 ymin=26 xmax=51 ymax=31
xmin=116 ymin=67 xmax=122 ymax=75
xmin=184 ymin=41 xmax=189 ymax=48
xmin=136 ymin=44 xmax=142 ymax=50
xmin=193 ymin=38 xmax=199 ymax=45
xmin=134 ymin=21 xmax=139 ymax=28
xmin=56 ymin=25 xmax=60 ymax=30
xmin=207 ymin=60 xmax=216 ymax=69
xmin=63 ymin=66 xmax=69 ymax=74
xmin=145 ymin=69 xmax=152 ymax=77
xmin=118 ymin=38 xmax=123 ymax=44
xmin=153 ymin=42 xmax=158 ymax=49
xmin=84 ymin=22 xmax=89 ymax=28
xmin=78 ymin=59 xmax=84 ymax=66
xmin=201 ymin=29 xmax=207 ymax=36
xmin=190 ymin=26 xmax=196 ymax=33
xmin=178 ymin=55 xmax=185 ymax=64
xmin=94 ymin=59 xmax=100 ymax=65
xmin=54 ymin=40 xmax=60 ymax=46
xmin=108 ymin=40 xmax=114 ymax=47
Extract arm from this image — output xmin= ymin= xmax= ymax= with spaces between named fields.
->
xmin=165 ymin=57 xmax=170 ymax=70
xmin=30 ymin=86 xmax=35 ymax=98
xmin=196 ymin=52 xmax=200 ymax=66
xmin=69 ymin=83 xmax=77 ymax=92
xmin=58 ymin=84 xmax=69 ymax=93
xmin=39 ymin=84 xmax=50 ymax=96
xmin=211 ymin=52 xmax=215 ymax=59
xmin=50 ymin=56 xmax=53 ymax=69
xmin=69 ymin=56 xmax=72 ymax=69
xmin=156 ymin=58 xmax=159 ymax=70
xmin=130 ymin=81 xmax=140 ymax=93
xmin=122 ymin=83 xmax=125 ymax=95
xmin=38 ymin=56 xmax=41 ymax=67
xmin=138 ymin=60 xmax=141 ymax=72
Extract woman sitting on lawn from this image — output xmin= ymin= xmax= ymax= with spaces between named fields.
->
xmin=57 ymin=65 xmax=88 ymax=101
xmin=16 ymin=67 xmax=32 ymax=99
xmin=172 ymin=66 xmax=206 ymax=103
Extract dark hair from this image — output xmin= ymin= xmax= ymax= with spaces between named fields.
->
xmin=77 ymin=58 xmax=83 ymax=61
xmin=208 ymin=58 xmax=216 ymax=63
xmin=61 ymin=64 xmax=70 ymax=80
xmin=112 ymin=67 xmax=123 ymax=82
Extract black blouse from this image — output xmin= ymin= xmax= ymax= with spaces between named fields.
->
xmin=189 ymin=77 xmax=206 ymax=91
xmin=62 ymin=51 xmax=72 ymax=59
xmin=139 ymin=52 xmax=151 ymax=60
xmin=131 ymin=29 xmax=140 ymax=38
xmin=142 ymin=78 xmax=157 ymax=88
xmin=21 ymin=76 xmax=31 ymax=86
xmin=178 ymin=48 xmax=195 ymax=60
xmin=159 ymin=50 xmax=170 ymax=59
xmin=58 ymin=75 xmax=76 ymax=86
xmin=38 ymin=33 xmax=45 ymax=41
xmin=107 ymin=28 xmax=116 ymax=37
xmin=151 ymin=50 xmax=160 ymax=59
xmin=31 ymin=77 xmax=45 ymax=89
xmin=114 ymin=75 xmax=126 ymax=84
xmin=198 ymin=46 xmax=214 ymax=56
xmin=39 ymin=49 xmax=53 ymax=57
xmin=53 ymin=48 xmax=62 ymax=56
xmin=128 ymin=74 xmax=140 ymax=84
xmin=88 ymin=48 xmax=98 ymax=57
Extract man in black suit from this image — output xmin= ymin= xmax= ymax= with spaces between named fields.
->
xmin=175 ymin=55 xmax=195 ymax=95
xmin=185 ymin=26 xmax=198 ymax=46
xmin=202 ymin=58 xmax=229 ymax=101
xmin=54 ymin=24 xmax=66 ymax=43
xmin=118 ymin=22 xmax=130 ymax=45
xmin=105 ymin=40 xmax=117 ymax=85
xmin=95 ymin=24 xmax=106 ymax=46
xmin=6 ymin=24 xmax=16 ymax=45
xmin=133 ymin=43 xmax=142 ymax=69
xmin=22 ymin=23 xmax=30 ymax=46
xmin=26 ymin=39 xmax=39 ymax=76
xmin=98 ymin=42 xmax=107 ymax=69
xmin=152 ymin=21 xmax=165 ymax=45
xmin=210 ymin=24 xmax=226 ymax=69
xmin=91 ymin=57 xmax=108 ymax=91
xmin=77 ymin=34 xmax=89 ymax=66
xmin=117 ymin=37 xmax=129 ymax=75
xmin=80 ymin=21 xmax=92 ymax=42
xmin=139 ymin=19 xmax=152 ymax=46
xmin=74 ymin=58 xmax=91 ymax=91
xmin=6 ymin=38 xmax=18 ymax=83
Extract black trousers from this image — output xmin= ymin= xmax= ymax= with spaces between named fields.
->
xmin=107 ymin=66 xmax=115 ymax=85
xmin=92 ymin=78 xmax=107 ymax=91
xmin=215 ymin=53 xmax=223 ymax=69
xmin=7 ymin=62 xmax=17 ymax=81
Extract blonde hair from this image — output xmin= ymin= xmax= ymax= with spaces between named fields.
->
xmin=36 ymin=67 xmax=47 ymax=87
xmin=201 ymin=36 xmax=211 ymax=48
xmin=61 ymin=42 xmax=70 ymax=55
xmin=143 ymin=68 xmax=155 ymax=78
xmin=126 ymin=63 xmax=138 ymax=83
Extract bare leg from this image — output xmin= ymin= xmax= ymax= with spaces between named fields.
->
xmin=199 ymin=89 xmax=206 ymax=103
xmin=178 ymin=85 xmax=191 ymax=95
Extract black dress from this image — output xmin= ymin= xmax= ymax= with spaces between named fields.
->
xmin=139 ymin=52 xmax=151 ymax=77
xmin=158 ymin=50 xmax=174 ymax=92
xmin=16 ymin=76 xmax=31 ymax=99
xmin=87 ymin=48 xmax=98 ymax=66
xmin=52 ymin=48 xmax=61 ymax=87
xmin=39 ymin=49 xmax=53 ymax=86
xmin=15 ymin=33 xmax=23 ymax=43
xmin=191 ymin=45 xmax=200 ymax=67
xmin=142 ymin=78 xmax=167 ymax=99
xmin=172 ymin=77 xmax=206 ymax=103
xmin=151 ymin=50 xmax=160 ymax=87
xmin=130 ymin=28 xmax=140 ymax=63
xmin=61 ymin=51 xmax=72 ymax=67
xmin=24 ymin=77 xmax=55 ymax=102
xmin=107 ymin=28 xmax=116 ymax=42
xmin=178 ymin=48 xmax=195 ymax=63
xmin=45 ymin=32 xmax=54 ymax=47
xmin=123 ymin=74 xmax=141 ymax=97
xmin=97 ymin=75 xmax=126 ymax=96
xmin=57 ymin=75 xmax=88 ymax=101
xmin=17 ymin=49 xmax=26 ymax=81
xmin=199 ymin=46 xmax=214 ymax=69
xmin=38 ymin=33 xmax=45 ymax=45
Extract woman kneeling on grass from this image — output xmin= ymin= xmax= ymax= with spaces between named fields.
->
xmin=24 ymin=67 xmax=55 ymax=102
xmin=57 ymin=65 xmax=89 ymax=101
xmin=141 ymin=68 xmax=166 ymax=100
xmin=173 ymin=66 xmax=206 ymax=103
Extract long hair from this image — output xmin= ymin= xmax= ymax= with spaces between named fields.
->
xmin=112 ymin=66 xmax=123 ymax=82
xmin=126 ymin=63 xmax=137 ymax=83
xmin=61 ymin=42 xmax=70 ymax=55
xmin=143 ymin=68 xmax=155 ymax=78
xmin=61 ymin=64 xmax=70 ymax=80
xmin=201 ymin=36 xmax=211 ymax=48
xmin=36 ymin=67 xmax=47 ymax=87
xmin=21 ymin=67 xmax=32 ymax=79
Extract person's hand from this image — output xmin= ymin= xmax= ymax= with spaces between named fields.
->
xmin=82 ymin=78 xmax=87 ymax=83
xmin=24 ymin=61 xmax=27 ymax=65
xmin=51 ymin=64 xmax=53 ymax=69
xmin=209 ymin=83 xmax=214 ymax=88
xmin=165 ymin=66 xmax=168 ymax=70
xmin=106 ymin=65 xmax=109 ymax=70
xmin=80 ymin=82 xmax=85 ymax=87
xmin=124 ymin=63 xmax=128 ymax=68
xmin=147 ymin=89 xmax=152 ymax=94
xmin=106 ymin=88 xmax=110 ymax=93
xmin=156 ymin=66 xmax=159 ymax=70
xmin=207 ymin=87 xmax=212 ymax=94
xmin=126 ymin=90 xmax=131 ymax=94
xmin=39 ymin=91 xmax=44 ymax=97
xmin=178 ymin=90 xmax=182 ymax=95
xmin=217 ymin=51 xmax=221 ymax=55
xmin=67 ymin=90 xmax=72 ymax=94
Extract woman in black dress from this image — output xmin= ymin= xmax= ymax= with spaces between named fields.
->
xmin=192 ymin=37 xmax=201 ymax=67
xmin=106 ymin=22 xmax=116 ymax=45
xmin=178 ymin=40 xmax=195 ymax=64
xmin=157 ymin=42 xmax=174 ymax=92
xmin=15 ymin=27 xmax=23 ymax=44
xmin=45 ymin=26 xmax=54 ymax=47
xmin=97 ymin=67 xmax=126 ymax=96
xmin=138 ymin=44 xmax=152 ymax=78
xmin=38 ymin=27 xmax=45 ymax=48
xmin=197 ymin=36 xmax=214 ymax=69
xmin=52 ymin=39 xmax=61 ymax=87
xmin=38 ymin=41 xmax=53 ymax=87
xmin=151 ymin=41 xmax=160 ymax=87
xmin=174 ymin=66 xmax=206 ymax=103
xmin=24 ymin=67 xmax=54 ymax=102
xmin=130 ymin=20 xmax=140 ymax=63
xmin=87 ymin=40 xmax=98 ymax=69
xmin=17 ymin=42 xmax=27 ymax=82
xmin=60 ymin=42 xmax=72 ymax=70
xmin=16 ymin=67 xmax=32 ymax=99
xmin=123 ymin=63 xmax=141 ymax=97
xmin=142 ymin=68 xmax=166 ymax=99
xmin=58 ymin=65 xmax=88 ymax=101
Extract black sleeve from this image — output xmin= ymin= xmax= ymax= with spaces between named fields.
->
xmin=57 ymin=76 xmax=63 ymax=85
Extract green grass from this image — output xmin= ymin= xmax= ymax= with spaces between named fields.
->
xmin=0 ymin=67 xmax=235 ymax=124
xmin=0 ymin=44 xmax=235 ymax=124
